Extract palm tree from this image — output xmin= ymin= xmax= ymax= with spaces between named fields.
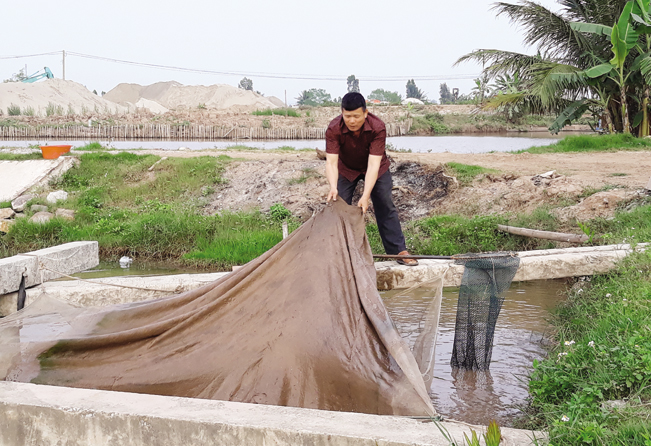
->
xmin=455 ymin=0 xmax=651 ymax=134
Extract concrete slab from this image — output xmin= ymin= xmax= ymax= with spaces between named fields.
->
xmin=0 ymin=157 xmax=77 ymax=202
xmin=0 ymin=241 xmax=99 ymax=296
xmin=0 ymin=272 xmax=226 ymax=315
xmin=0 ymin=382 xmax=542 ymax=446
xmin=376 ymin=243 xmax=648 ymax=290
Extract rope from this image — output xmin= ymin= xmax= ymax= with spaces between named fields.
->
xmin=19 ymin=254 xmax=181 ymax=294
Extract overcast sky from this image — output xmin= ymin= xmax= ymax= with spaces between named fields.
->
xmin=1 ymin=0 xmax=560 ymax=104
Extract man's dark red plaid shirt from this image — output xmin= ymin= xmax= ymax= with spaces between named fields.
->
xmin=325 ymin=112 xmax=390 ymax=182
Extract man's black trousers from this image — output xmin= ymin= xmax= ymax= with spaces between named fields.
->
xmin=337 ymin=170 xmax=407 ymax=255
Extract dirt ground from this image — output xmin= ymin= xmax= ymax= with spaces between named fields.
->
xmin=136 ymin=148 xmax=651 ymax=223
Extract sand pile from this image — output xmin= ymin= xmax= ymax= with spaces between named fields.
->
xmin=104 ymin=81 xmax=279 ymax=112
xmin=0 ymin=79 xmax=128 ymax=117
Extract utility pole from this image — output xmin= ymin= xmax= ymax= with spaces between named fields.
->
xmin=62 ymin=50 xmax=66 ymax=80
xmin=284 ymin=90 xmax=287 ymax=107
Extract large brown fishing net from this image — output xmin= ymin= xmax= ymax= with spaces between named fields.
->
xmin=0 ymin=200 xmax=435 ymax=417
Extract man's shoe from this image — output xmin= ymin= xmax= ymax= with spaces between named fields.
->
xmin=396 ymin=250 xmax=419 ymax=266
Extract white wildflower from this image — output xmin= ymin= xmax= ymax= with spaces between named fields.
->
xmin=561 ymin=415 xmax=570 ymax=422
xmin=564 ymin=340 xmax=575 ymax=346
xmin=558 ymin=352 xmax=568 ymax=357
xmin=588 ymin=341 xmax=595 ymax=347
xmin=606 ymin=293 xmax=612 ymax=298
xmin=623 ymin=299 xmax=627 ymax=302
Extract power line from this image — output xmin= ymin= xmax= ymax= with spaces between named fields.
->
xmin=0 ymin=51 xmax=62 ymax=60
xmin=1 ymin=50 xmax=480 ymax=81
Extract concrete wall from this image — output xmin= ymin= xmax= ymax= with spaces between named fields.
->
xmin=0 ymin=382 xmax=542 ymax=446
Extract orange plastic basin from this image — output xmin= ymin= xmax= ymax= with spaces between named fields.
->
xmin=40 ymin=145 xmax=72 ymax=159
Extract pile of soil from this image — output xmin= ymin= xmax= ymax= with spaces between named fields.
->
xmin=204 ymin=153 xmax=456 ymax=222
xmin=103 ymin=81 xmax=281 ymax=113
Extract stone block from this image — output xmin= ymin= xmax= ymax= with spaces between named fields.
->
xmin=10 ymin=193 xmax=35 ymax=212
xmin=0 ymin=242 xmax=98 ymax=295
xmin=26 ymin=241 xmax=99 ymax=284
xmin=0 ymin=219 xmax=14 ymax=233
xmin=30 ymin=204 xmax=48 ymax=213
xmin=0 ymin=255 xmax=38 ymax=295
xmin=47 ymin=190 xmax=68 ymax=203
xmin=0 ymin=208 xmax=15 ymax=219
xmin=55 ymin=208 xmax=75 ymax=220
xmin=30 ymin=211 xmax=53 ymax=224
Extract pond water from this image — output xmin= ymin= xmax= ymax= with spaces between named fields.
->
xmin=71 ymin=263 xmax=564 ymax=426
xmin=2 ymin=132 xmax=584 ymax=154
xmin=381 ymin=279 xmax=566 ymax=426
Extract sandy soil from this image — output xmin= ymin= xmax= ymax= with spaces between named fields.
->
xmin=135 ymin=148 xmax=651 ymax=224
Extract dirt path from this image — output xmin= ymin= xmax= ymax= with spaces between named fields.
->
xmin=134 ymin=148 xmax=651 ymax=222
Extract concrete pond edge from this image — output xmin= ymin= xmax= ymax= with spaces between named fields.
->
xmin=0 ymin=382 xmax=543 ymax=446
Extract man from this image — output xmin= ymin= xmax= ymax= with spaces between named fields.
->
xmin=325 ymin=92 xmax=418 ymax=266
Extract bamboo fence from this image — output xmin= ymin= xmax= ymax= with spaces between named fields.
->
xmin=0 ymin=120 xmax=412 ymax=141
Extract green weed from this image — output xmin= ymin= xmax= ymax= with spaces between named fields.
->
xmin=251 ymin=108 xmax=300 ymax=117
xmin=288 ymin=167 xmax=319 ymax=185
xmin=45 ymin=102 xmax=64 ymax=117
xmin=444 ymin=162 xmax=499 ymax=186
xmin=0 ymin=152 xmax=43 ymax=161
xmin=74 ymin=142 xmax=106 ymax=151
xmin=7 ymin=104 xmax=21 ymax=116
xmin=524 ymin=250 xmax=651 ymax=445
xmin=269 ymin=203 xmax=291 ymax=221
xmin=522 ymin=133 xmax=651 ymax=154
xmin=410 ymin=113 xmax=451 ymax=134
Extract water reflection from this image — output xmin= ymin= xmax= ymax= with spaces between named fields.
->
xmin=381 ymin=279 xmax=565 ymax=426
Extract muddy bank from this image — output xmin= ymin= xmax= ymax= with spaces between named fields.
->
xmin=195 ymin=148 xmax=648 ymax=223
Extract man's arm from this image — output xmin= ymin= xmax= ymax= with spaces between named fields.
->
xmin=358 ymin=155 xmax=382 ymax=213
xmin=325 ymin=153 xmax=339 ymax=202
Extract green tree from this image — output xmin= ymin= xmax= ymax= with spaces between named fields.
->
xmin=368 ymin=89 xmax=402 ymax=103
xmin=238 ymin=77 xmax=253 ymax=91
xmin=347 ymin=75 xmax=360 ymax=93
xmin=3 ymin=68 xmax=27 ymax=83
xmin=455 ymin=0 xmax=651 ymax=134
xmin=406 ymin=79 xmax=426 ymax=100
xmin=439 ymin=83 xmax=454 ymax=104
xmin=296 ymin=88 xmax=332 ymax=106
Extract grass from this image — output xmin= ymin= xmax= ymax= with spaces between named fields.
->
xmin=0 ymin=152 xmax=44 ymax=161
xmin=288 ymin=167 xmax=320 ymax=185
xmin=74 ymin=142 xmax=107 ymax=151
xmin=217 ymin=144 xmax=311 ymax=152
xmin=518 ymin=249 xmax=651 ymax=445
xmin=251 ymin=108 xmax=300 ymax=118
xmin=0 ymin=152 xmax=291 ymax=270
xmin=444 ymin=162 xmax=499 ymax=186
xmin=0 ymin=201 xmax=11 ymax=209
xmin=521 ymin=133 xmax=651 ymax=154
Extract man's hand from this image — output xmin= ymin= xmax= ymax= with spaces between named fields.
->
xmin=358 ymin=195 xmax=370 ymax=213
xmin=327 ymin=188 xmax=338 ymax=202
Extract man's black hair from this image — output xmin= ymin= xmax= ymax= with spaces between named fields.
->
xmin=341 ymin=92 xmax=367 ymax=111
